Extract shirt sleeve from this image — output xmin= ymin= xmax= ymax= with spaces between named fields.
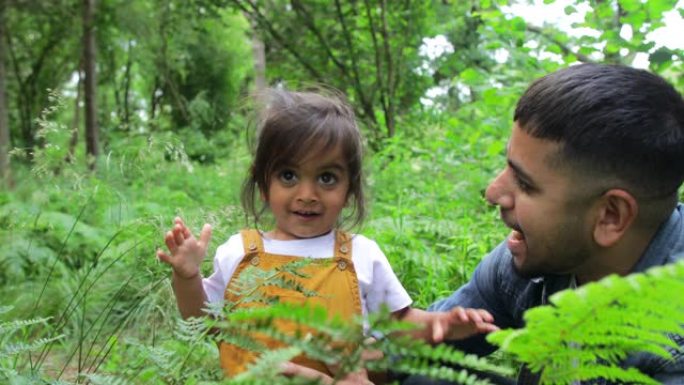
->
xmin=362 ymin=239 xmax=413 ymax=314
xmin=202 ymin=234 xmax=245 ymax=304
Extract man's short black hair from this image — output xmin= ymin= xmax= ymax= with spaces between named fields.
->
xmin=514 ymin=63 xmax=684 ymax=199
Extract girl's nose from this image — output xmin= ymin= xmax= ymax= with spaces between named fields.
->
xmin=485 ymin=169 xmax=514 ymax=209
xmin=296 ymin=181 xmax=319 ymax=203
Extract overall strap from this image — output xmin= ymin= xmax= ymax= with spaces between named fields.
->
xmin=334 ymin=230 xmax=353 ymax=261
xmin=240 ymin=229 xmax=264 ymax=255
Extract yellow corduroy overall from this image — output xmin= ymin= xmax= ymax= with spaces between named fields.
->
xmin=218 ymin=229 xmax=362 ymax=377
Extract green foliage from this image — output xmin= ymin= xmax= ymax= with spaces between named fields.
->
xmin=3 ymin=1 xmax=684 ymax=383
xmin=233 ymin=0 xmax=434 ymax=142
xmin=4 ymin=0 xmax=81 ymax=150
xmin=0 ymin=306 xmax=64 ymax=382
xmin=489 ymin=260 xmax=684 ymax=385
xmin=212 ymin=300 xmax=511 ymax=384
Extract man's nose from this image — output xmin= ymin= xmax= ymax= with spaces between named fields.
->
xmin=485 ymin=169 xmax=514 ymax=209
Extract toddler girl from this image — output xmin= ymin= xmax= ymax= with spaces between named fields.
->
xmin=157 ymin=89 xmax=496 ymax=377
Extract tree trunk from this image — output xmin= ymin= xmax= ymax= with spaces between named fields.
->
xmin=250 ymin=18 xmax=266 ymax=93
xmin=0 ymin=0 xmax=11 ymax=187
xmin=122 ymin=40 xmax=132 ymax=129
xmin=65 ymin=62 xmax=82 ymax=164
xmin=83 ymin=0 xmax=98 ymax=170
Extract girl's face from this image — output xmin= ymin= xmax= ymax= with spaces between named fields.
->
xmin=264 ymin=144 xmax=350 ymax=240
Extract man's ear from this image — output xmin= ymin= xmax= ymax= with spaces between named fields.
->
xmin=593 ymin=189 xmax=638 ymax=247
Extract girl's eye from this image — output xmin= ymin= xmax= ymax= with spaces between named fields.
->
xmin=279 ymin=170 xmax=298 ymax=185
xmin=318 ymin=172 xmax=338 ymax=186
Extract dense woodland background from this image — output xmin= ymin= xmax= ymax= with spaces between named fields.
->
xmin=1 ymin=0 xmax=684 ymax=383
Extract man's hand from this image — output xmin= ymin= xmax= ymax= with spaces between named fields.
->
xmin=156 ymin=217 xmax=212 ymax=279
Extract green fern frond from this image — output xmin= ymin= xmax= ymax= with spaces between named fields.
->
xmin=82 ymin=373 xmax=129 ymax=385
xmin=488 ymin=259 xmax=684 ymax=385
xmin=228 ymin=262 xmax=319 ymax=302
xmin=129 ymin=342 xmax=179 ymax=377
xmin=265 ymin=276 xmax=319 ymax=297
xmin=214 ymin=268 xmax=513 ymax=385
xmin=216 ymin=328 xmax=268 ymax=352
xmin=231 ymin=347 xmax=302 ymax=382
xmin=544 ymin=364 xmax=660 ymax=385
xmin=0 ymin=317 xmax=52 ymax=335
xmin=275 ymin=259 xmax=316 ymax=277
xmin=174 ymin=316 xmax=208 ymax=342
xmin=1 ymin=335 xmax=64 ymax=358
xmin=379 ymin=335 xmax=511 ymax=378
xmin=390 ymin=357 xmax=496 ymax=385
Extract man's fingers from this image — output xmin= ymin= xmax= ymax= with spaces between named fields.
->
xmin=360 ymin=348 xmax=384 ymax=361
xmin=199 ymin=224 xmax=212 ymax=248
xmin=280 ymin=362 xmax=332 ymax=384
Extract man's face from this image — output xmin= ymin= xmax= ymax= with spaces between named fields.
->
xmin=485 ymin=123 xmax=596 ymax=278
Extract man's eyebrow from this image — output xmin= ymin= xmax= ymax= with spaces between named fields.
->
xmin=508 ymin=159 xmax=535 ymax=185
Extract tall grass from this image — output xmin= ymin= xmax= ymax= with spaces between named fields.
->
xmin=1 ymin=92 xmax=516 ymax=381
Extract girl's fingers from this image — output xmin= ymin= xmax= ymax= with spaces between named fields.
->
xmin=479 ymin=322 xmax=500 ymax=333
xmin=430 ymin=318 xmax=443 ymax=343
xmin=173 ymin=225 xmax=185 ymax=245
xmin=465 ymin=308 xmax=484 ymax=324
xmin=165 ymin=231 xmax=178 ymax=252
xmin=174 ymin=217 xmax=191 ymax=238
xmin=198 ymin=224 xmax=212 ymax=248
xmin=477 ymin=309 xmax=495 ymax=323
xmin=157 ymin=249 xmax=171 ymax=264
xmin=280 ymin=362 xmax=332 ymax=384
xmin=450 ymin=307 xmax=468 ymax=322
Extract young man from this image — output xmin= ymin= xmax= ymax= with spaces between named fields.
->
xmin=284 ymin=64 xmax=684 ymax=384
xmin=419 ymin=63 xmax=684 ymax=384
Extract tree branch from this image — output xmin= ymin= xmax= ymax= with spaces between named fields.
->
xmin=333 ymin=0 xmax=372 ymax=122
xmin=526 ymin=24 xmax=594 ymax=63
xmin=231 ymin=0 xmax=324 ymax=81
xmin=289 ymin=0 xmax=349 ymax=79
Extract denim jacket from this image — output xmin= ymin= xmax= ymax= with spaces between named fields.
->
xmin=429 ymin=204 xmax=684 ymax=384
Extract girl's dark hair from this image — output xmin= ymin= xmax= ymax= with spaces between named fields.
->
xmin=241 ymin=88 xmax=366 ymax=230
xmin=515 ymin=63 xmax=684 ymax=199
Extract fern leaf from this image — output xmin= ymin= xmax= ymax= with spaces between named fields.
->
xmin=488 ymin=260 xmax=684 ymax=384
xmin=1 ymin=335 xmax=64 ymax=358
xmin=231 ymin=346 xmax=302 ymax=382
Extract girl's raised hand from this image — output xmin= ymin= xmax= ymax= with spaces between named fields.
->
xmin=156 ymin=217 xmax=212 ymax=279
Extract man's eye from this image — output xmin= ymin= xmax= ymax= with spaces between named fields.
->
xmin=318 ymin=172 xmax=338 ymax=186
xmin=515 ymin=176 xmax=533 ymax=193
xmin=279 ymin=170 xmax=298 ymax=184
